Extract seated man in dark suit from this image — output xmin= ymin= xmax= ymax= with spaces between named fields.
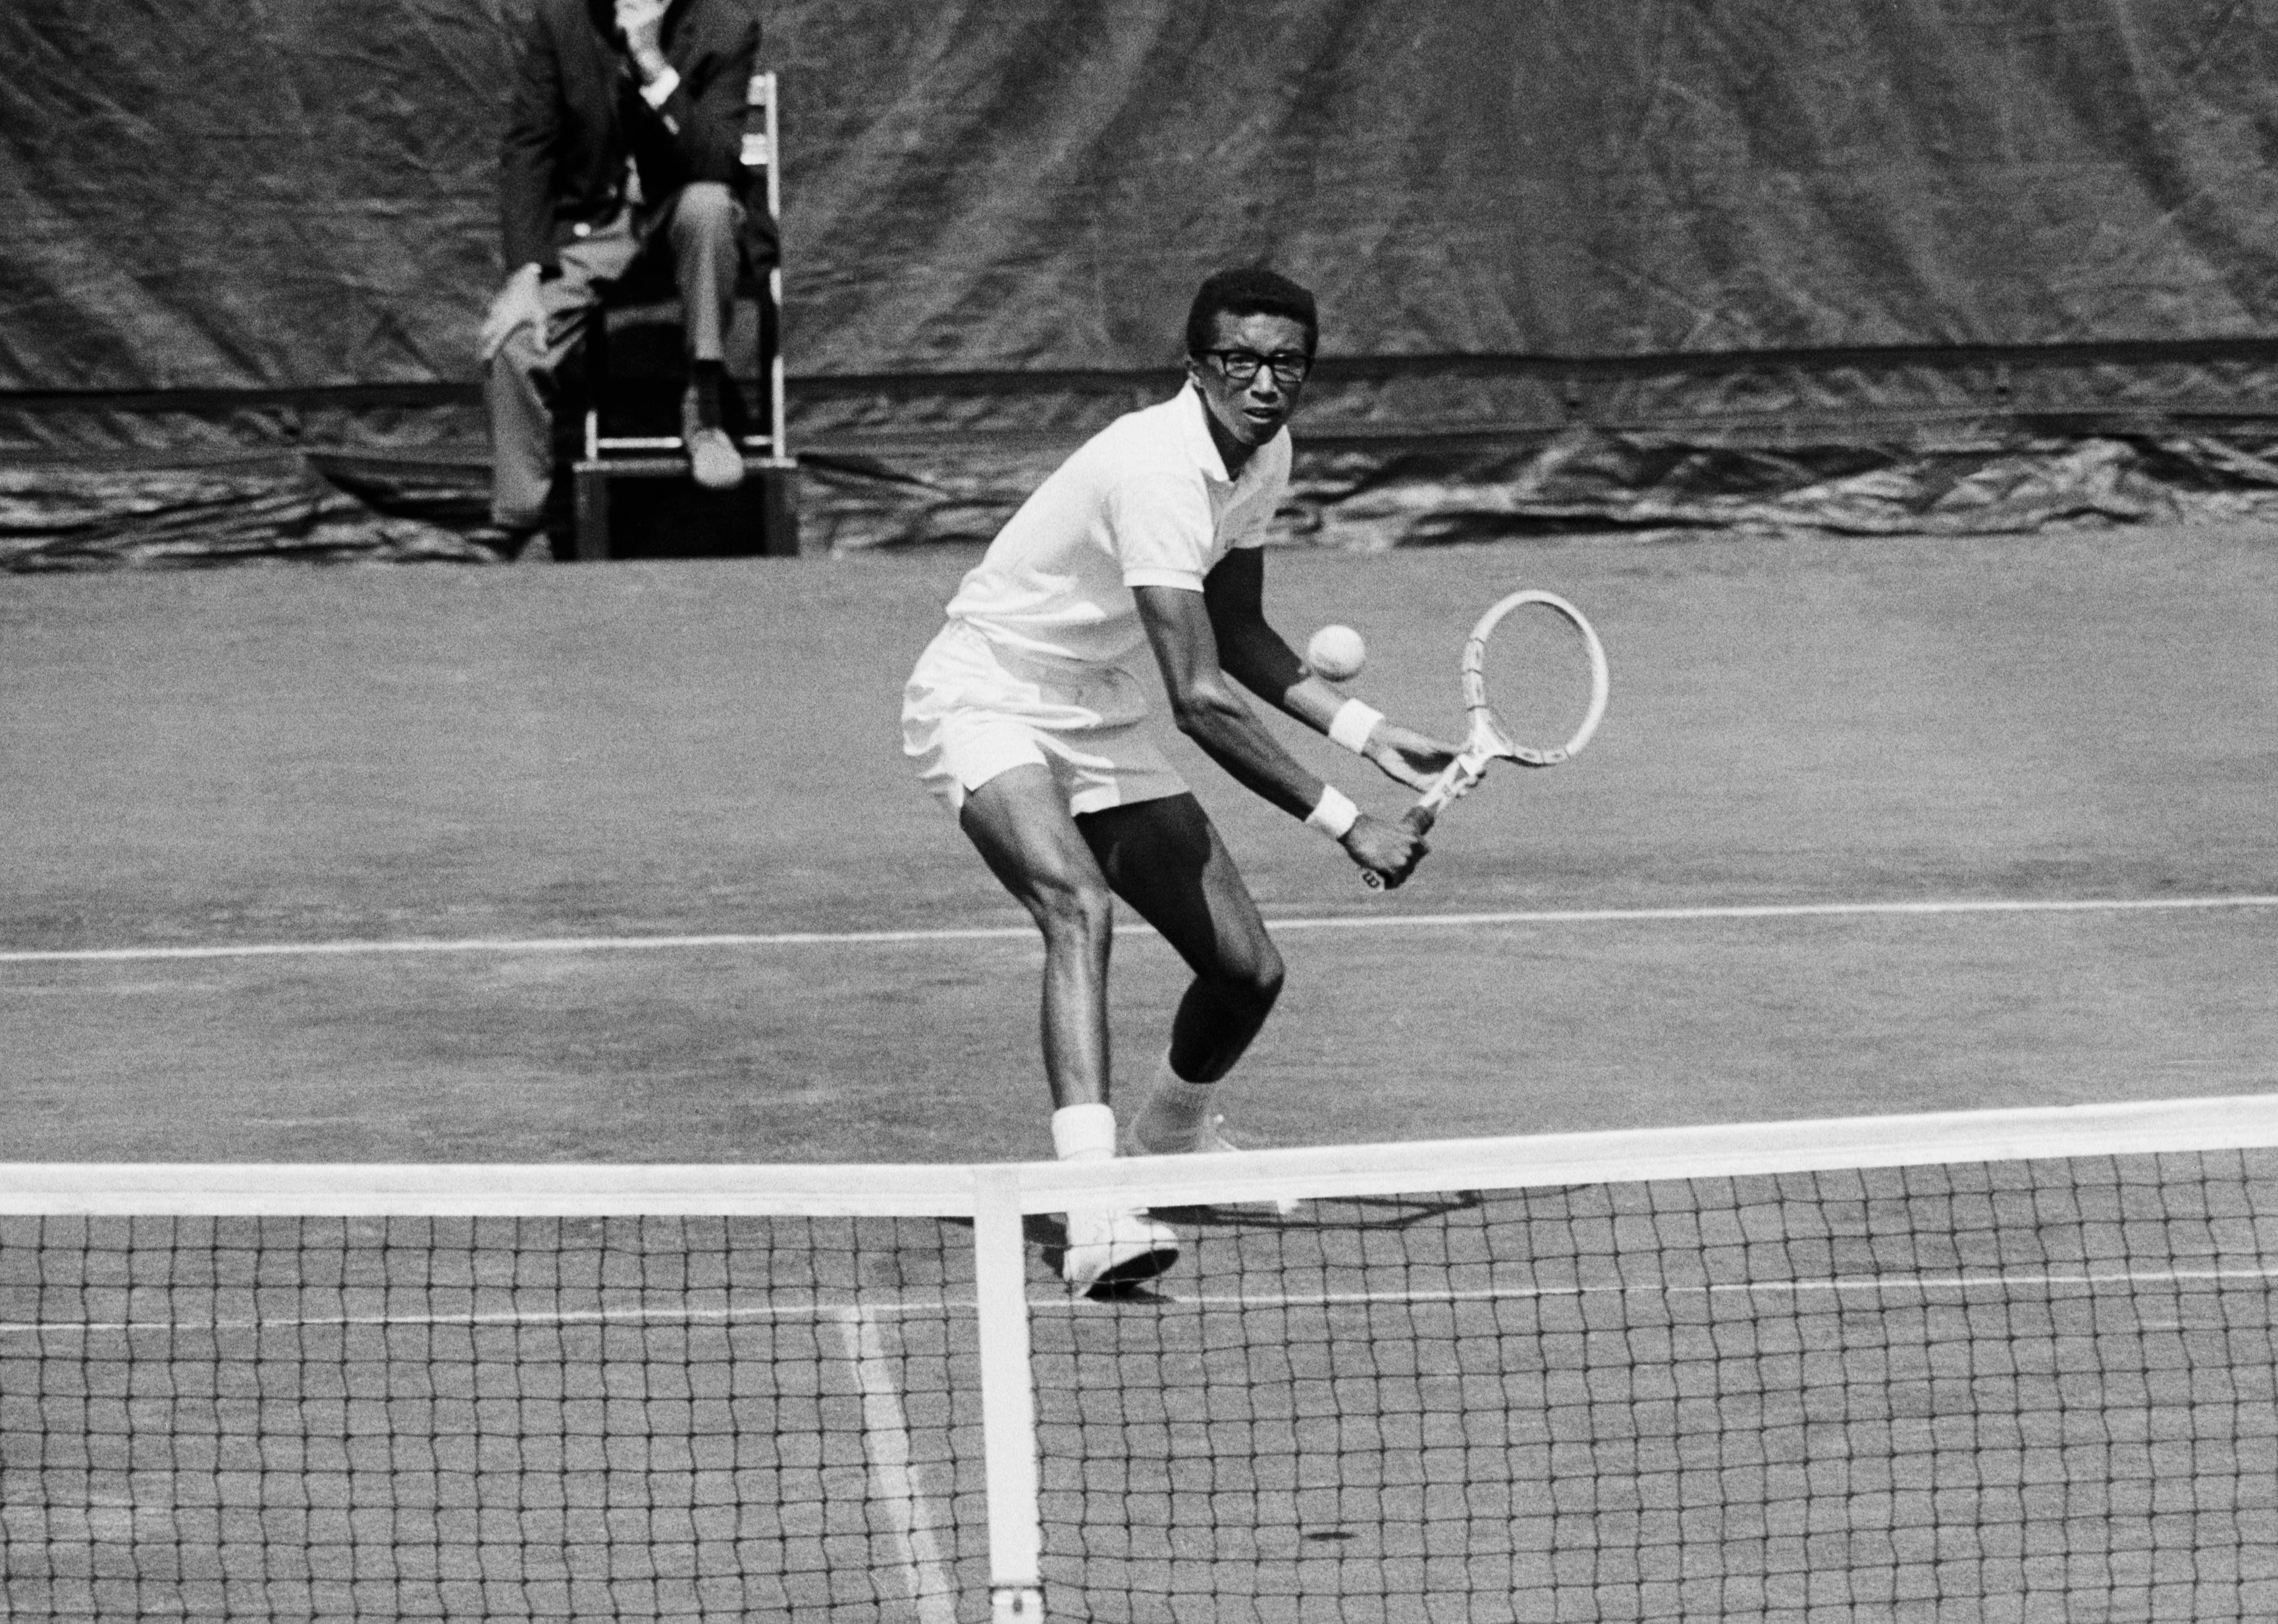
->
xmin=481 ymin=0 xmax=760 ymax=558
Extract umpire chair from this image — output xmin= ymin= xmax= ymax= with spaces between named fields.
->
xmin=569 ymin=70 xmax=797 ymax=560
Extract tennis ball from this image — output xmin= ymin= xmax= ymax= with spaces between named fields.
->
xmin=1306 ymin=623 xmax=1367 ymax=683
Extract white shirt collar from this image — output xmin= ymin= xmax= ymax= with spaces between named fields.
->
xmin=1179 ymin=380 xmax=1294 ymax=492
xmin=1171 ymin=382 xmax=1234 ymax=484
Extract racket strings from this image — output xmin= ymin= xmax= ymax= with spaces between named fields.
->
xmin=1471 ymin=599 xmax=1604 ymax=763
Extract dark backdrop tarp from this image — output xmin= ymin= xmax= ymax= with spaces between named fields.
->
xmin=7 ymin=0 xmax=2278 ymax=559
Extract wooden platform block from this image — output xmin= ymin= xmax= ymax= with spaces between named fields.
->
xmin=570 ymin=459 xmax=800 ymax=562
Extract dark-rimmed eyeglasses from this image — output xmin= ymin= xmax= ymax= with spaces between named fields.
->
xmin=1201 ymin=348 xmax=1313 ymax=387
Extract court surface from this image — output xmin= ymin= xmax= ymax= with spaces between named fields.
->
xmin=13 ymin=1153 xmax=2275 ymax=1622
xmin=3 ymin=524 xmax=2274 ymax=1163
xmin=7 ymin=525 xmax=2278 ymax=1622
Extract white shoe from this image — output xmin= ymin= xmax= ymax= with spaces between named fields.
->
xmin=685 ymin=425 xmax=746 ymax=492
xmin=1061 ymin=1207 xmax=1180 ymax=1296
xmin=681 ymin=389 xmax=747 ymax=492
xmin=1121 ymin=1110 xmax=1240 ymax=1157
xmin=1121 ymin=1114 xmax=1300 ymax=1214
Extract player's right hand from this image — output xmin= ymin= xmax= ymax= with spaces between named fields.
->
xmin=1342 ymin=811 xmax=1427 ymax=889
xmin=1363 ymin=722 xmax=1459 ymax=793
xmin=480 ymin=265 xmax=548 ymax=362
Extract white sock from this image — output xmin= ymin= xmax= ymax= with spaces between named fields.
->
xmin=1131 ymin=1053 xmax=1216 ymax=1153
xmin=1051 ymin=1103 xmax=1117 ymax=1162
xmin=1053 ymin=1103 xmax=1121 ymax=1249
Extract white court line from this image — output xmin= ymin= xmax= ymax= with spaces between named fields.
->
xmin=0 ymin=1298 xmax=967 ymax=1340
xmin=828 ymin=1307 xmax=961 ymax=1624
xmin=5 ymin=893 xmax=2274 ymax=966
xmin=1135 ymin=1263 xmax=2278 ymax=1312
xmin=10 ymin=1261 xmax=2272 ymax=1340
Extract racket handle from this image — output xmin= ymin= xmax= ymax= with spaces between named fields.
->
xmin=1360 ymin=804 xmax=1440 ymax=889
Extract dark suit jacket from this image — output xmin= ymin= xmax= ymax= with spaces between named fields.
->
xmin=498 ymin=0 xmax=761 ymax=275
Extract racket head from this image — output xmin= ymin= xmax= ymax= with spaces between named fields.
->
xmin=1362 ymin=589 xmax=1608 ymax=893
xmin=1448 ymin=587 xmax=1612 ymax=765
xmin=1460 ymin=589 xmax=1610 ymax=766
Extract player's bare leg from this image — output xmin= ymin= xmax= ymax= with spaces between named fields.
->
xmin=959 ymin=764 xmax=1114 ymax=1109
xmin=1077 ymin=793 xmax=1285 ymax=1153
xmin=959 ymin=764 xmax=1179 ymax=1291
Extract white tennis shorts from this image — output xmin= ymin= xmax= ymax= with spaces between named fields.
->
xmin=902 ymin=621 xmax=1188 ymax=815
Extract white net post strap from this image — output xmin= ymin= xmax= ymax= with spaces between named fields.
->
xmin=972 ymin=1168 xmax=1046 ymax=1622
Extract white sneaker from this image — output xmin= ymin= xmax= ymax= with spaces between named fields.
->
xmin=1061 ymin=1208 xmax=1180 ymax=1296
xmin=1121 ymin=1114 xmax=1299 ymax=1213
xmin=1121 ymin=1110 xmax=1240 ymax=1157
xmin=1188 ymin=1113 xmax=1246 ymax=1156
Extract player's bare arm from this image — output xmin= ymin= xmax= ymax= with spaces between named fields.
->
xmin=1132 ymin=582 xmax=1427 ymax=887
xmin=1201 ymin=548 xmax=1458 ymax=792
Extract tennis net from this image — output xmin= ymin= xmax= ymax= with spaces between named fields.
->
xmin=6 ymin=1094 xmax=2278 ymax=1622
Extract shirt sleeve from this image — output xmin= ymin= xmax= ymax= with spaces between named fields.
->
xmin=1107 ymin=472 xmax=1217 ymax=592
xmin=625 ymin=3 xmax=757 ymax=187
xmin=498 ymin=6 xmax=564 ymax=274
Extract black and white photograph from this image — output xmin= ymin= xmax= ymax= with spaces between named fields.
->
xmin=4 ymin=2 xmax=2275 ymax=1618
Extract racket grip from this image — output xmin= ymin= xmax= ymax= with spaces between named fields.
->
xmin=1360 ymin=802 xmax=1440 ymax=889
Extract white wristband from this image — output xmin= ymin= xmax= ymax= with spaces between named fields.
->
xmin=1304 ymin=785 xmax=1360 ymax=840
xmin=1327 ymin=698 xmax=1383 ymax=755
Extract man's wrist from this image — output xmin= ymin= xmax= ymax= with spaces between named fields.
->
xmin=1327 ymin=698 xmax=1384 ymax=755
xmin=1304 ymin=785 xmax=1360 ymax=841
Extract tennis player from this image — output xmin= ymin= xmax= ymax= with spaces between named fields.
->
xmin=902 ymin=267 xmax=1456 ymax=1294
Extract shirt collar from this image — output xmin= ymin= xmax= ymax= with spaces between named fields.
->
xmin=1173 ymin=381 xmax=1237 ymax=485
xmin=587 ymin=0 xmax=686 ymax=43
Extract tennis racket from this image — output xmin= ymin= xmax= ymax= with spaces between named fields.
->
xmin=1360 ymin=589 xmax=1610 ymax=889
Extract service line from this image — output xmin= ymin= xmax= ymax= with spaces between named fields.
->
xmin=3 ymin=893 xmax=2274 ymax=965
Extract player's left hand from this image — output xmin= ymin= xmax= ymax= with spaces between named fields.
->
xmin=1362 ymin=723 xmax=1459 ymax=793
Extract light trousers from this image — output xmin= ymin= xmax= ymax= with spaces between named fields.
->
xmin=485 ymin=180 xmax=745 ymax=529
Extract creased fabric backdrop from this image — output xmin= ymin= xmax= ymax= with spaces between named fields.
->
xmin=5 ymin=0 xmax=2278 ymax=557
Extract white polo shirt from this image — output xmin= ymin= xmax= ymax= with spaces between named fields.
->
xmin=943 ymin=383 xmax=1290 ymax=668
